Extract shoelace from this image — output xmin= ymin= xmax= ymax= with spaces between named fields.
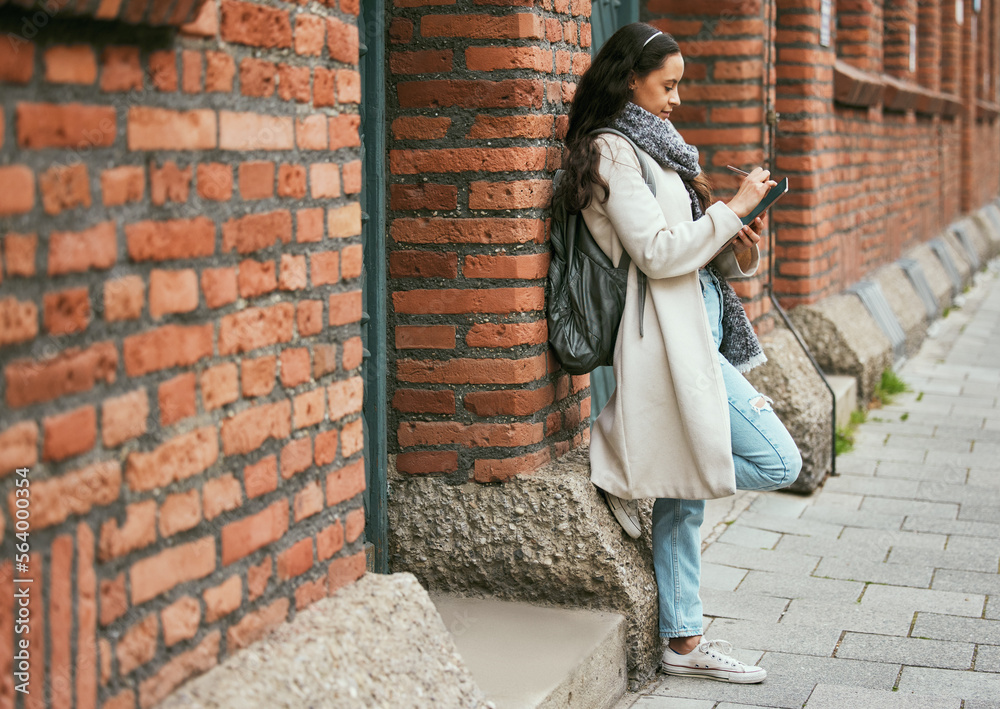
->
xmin=696 ymin=639 xmax=741 ymax=667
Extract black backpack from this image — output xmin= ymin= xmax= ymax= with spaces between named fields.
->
xmin=546 ymin=129 xmax=656 ymax=375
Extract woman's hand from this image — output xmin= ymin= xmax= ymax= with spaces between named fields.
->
xmin=732 ymin=215 xmax=764 ymax=257
xmin=726 ymin=167 xmax=777 ymax=219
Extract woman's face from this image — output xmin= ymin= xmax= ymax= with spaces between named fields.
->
xmin=629 ymin=52 xmax=684 ymax=120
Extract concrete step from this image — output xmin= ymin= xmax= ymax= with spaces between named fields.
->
xmin=825 ymin=373 xmax=858 ymax=430
xmin=431 ymin=594 xmax=628 ymax=709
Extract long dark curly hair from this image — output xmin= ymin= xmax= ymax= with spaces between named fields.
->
xmin=554 ymin=22 xmax=714 ymax=214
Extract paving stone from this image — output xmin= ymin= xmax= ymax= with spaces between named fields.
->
xmin=987 ymin=596 xmax=999 ymax=621
xmin=838 ymin=526 xmax=948 ymax=552
xmin=737 ymin=570 xmax=865 ymax=603
xmin=695 ymin=618 xmax=842 ymax=657
xmin=716 ymin=704 xmax=781 ymax=709
xmin=944 ymin=535 xmax=1000 ymax=558
xmin=902 ymin=515 xmax=1000 ymax=539
xmin=832 ymin=455 xmax=879 ymax=476
xmin=911 ymin=613 xmax=1000 ymax=646
xmin=630 ymin=697 xmax=714 ymax=709
xmin=747 ymin=493 xmax=810 ymax=518
xmin=801 ymin=506 xmax=907 ymax=531
xmin=887 ymin=433 xmax=974 ymax=453
xmin=896 ymin=665 xmax=1000 ymax=702
xmin=926 ymin=449 xmax=998 ymax=467
xmin=963 ymin=700 xmax=1000 ymax=709
xmin=977 ymin=644 xmax=1000 ymax=673
xmin=958 ymin=504 xmax=1000 ymax=521
xmin=700 ymin=562 xmax=748 ymax=592
xmin=835 ymin=632 xmax=974 ymax=670
xmin=717 ymin=524 xmax=782 ymax=550
xmin=807 ymin=491 xmax=863 ymax=510
xmin=887 ymin=547 xmax=1000 ymax=574
xmin=774 ymin=533 xmax=895 ymax=563
xmin=700 ymin=589 xmax=790 ymax=623
xmin=860 ymin=584 xmax=986 ymax=618
xmin=914 ymin=482 xmax=1000 ymax=506
xmin=779 ymin=599 xmax=915 ymax=636
xmin=859 ymin=497 xmax=959 ymax=519
xmin=822 ymin=475 xmax=922 ymax=499
xmin=931 ymin=569 xmax=1000 ymax=596
xmin=703 ymin=542 xmax=821 ymax=576
xmin=813 ymin=556 xmax=934 ymax=588
xmin=735 ymin=512 xmax=845 ymax=539
xmin=803 ymin=683 xmax=962 ymax=709
xmin=873 ymin=461 xmax=969 ymax=483
xmin=966 ymin=468 xmax=1000 ymax=486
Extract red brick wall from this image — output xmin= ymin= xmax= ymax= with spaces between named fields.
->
xmin=385 ymin=0 xmax=594 ymax=483
xmin=0 ymin=1 xmax=367 ymax=706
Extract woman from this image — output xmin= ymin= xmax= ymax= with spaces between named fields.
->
xmin=553 ymin=23 xmax=803 ymax=682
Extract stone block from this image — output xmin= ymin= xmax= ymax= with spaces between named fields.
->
xmin=744 ymin=326 xmax=833 ymax=493
xmin=911 ymin=241 xmax=956 ymax=309
xmin=872 ymin=263 xmax=929 ymax=356
xmin=387 ymin=447 xmax=662 ymax=682
xmin=941 ymin=229 xmax=974 ymax=280
xmin=787 ymin=293 xmax=893 ymax=404
xmin=159 ymin=573 xmax=487 ymax=709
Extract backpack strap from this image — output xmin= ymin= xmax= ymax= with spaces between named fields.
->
xmin=590 ymin=128 xmax=655 ymax=337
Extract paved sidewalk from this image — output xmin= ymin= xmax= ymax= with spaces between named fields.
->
xmin=619 ymin=264 xmax=1000 ymax=709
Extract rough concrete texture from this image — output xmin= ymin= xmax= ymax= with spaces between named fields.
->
xmin=159 ymin=573 xmax=488 ymax=709
xmin=745 ymin=326 xmax=833 ymax=493
xmin=954 ymin=217 xmax=993 ymax=264
xmin=942 ymin=230 xmax=975 ymax=279
xmin=787 ymin=292 xmax=894 ymax=403
xmin=972 ymin=207 xmax=1000 ymax=252
xmin=912 ymin=241 xmax=957 ymax=307
xmin=872 ymin=263 xmax=929 ymax=356
xmin=387 ymin=449 xmax=662 ymax=684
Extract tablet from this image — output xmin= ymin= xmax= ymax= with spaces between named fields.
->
xmin=741 ymin=177 xmax=788 ymax=226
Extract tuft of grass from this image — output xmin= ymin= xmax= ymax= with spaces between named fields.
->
xmin=916 ymin=391 xmax=924 ymax=401
xmin=900 ymin=412 xmax=909 ymax=421
xmin=872 ymin=369 xmax=910 ymax=407
xmin=836 ymin=408 xmax=867 ymax=455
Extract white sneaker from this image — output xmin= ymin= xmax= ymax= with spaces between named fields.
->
xmin=600 ymin=488 xmax=641 ymax=539
xmin=661 ymin=639 xmax=766 ymax=683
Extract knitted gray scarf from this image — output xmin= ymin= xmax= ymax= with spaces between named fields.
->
xmin=610 ymin=102 xmax=767 ymax=373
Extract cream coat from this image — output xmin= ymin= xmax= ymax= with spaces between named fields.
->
xmin=584 ymin=133 xmax=760 ymax=500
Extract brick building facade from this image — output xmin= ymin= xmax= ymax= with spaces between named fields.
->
xmin=0 ymin=0 xmax=998 ymax=706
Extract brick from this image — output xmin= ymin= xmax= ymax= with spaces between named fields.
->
xmin=327 ymin=116 xmax=360 ymax=153
xmin=390 ymin=49 xmax=453 ymax=74
xmin=469 ymin=180 xmax=552 ymax=210
xmin=227 ymin=597 xmax=289 ymax=653
xmin=278 ymin=164 xmax=307 ymax=198
xmin=199 ymin=364 xmax=237 ymax=412
xmin=0 ymin=166 xmax=31 ymax=216
xmin=343 ymin=336 xmax=363 ymax=370
xmin=277 ymin=64 xmax=310 ymax=103
xmin=117 ymin=615 xmax=158 ymax=675
xmin=104 ymin=690 xmax=134 ymax=709
xmin=392 ymin=116 xmax=451 ymax=140
xmin=310 ymin=163 xmax=341 ymax=198
xmin=294 ymin=387 xmax=325 ymax=429
xmin=158 ymin=373 xmax=197 ymax=426
xmin=336 ymin=69 xmax=361 ymax=103
xmin=279 ymin=254 xmax=307 ymax=291
xmin=326 ymin=459 xmax=365 ymax=506
xmin=149 ymin=49 xmax=178 ymax=91
xmin=39 ymin=163 xmax=92 ymax=215
xmin=341 ymin=420 xmax=360 ymax=457
xmin=328 ymin=376 xmax=364 ymax=421
xmin=149 ymin=268 xmax=199 ymax=318
xmin=421 ymin=13 xmax=543 ymax=38
xmin=466 ymin=320 xmax=547 ymax=347
xmin=467 ymin=46 xmax=551 ymax=71
xmin=465 ymin=253 xmax=549 ymax=280
xmin=16 ymin=103 xmax=116 ymax=149
xmin=123 ymin=324 xmax=213 ymax=376
xmin=328 ymin=17 xmax=359 ymax=63
xmin=126 ymin=217 xmax=215 ymax=262
xmin=159 ymin=490 xmax=201 ymax=538
xmin=316 ymin=521 xmax=344 ymax=560
xmin=222 ymin=210 xmax=292 ymax=254
xmin=127 ymin=107 xmax=216 ymax=150
xmin=49 ymin=221 xmax=117 ymax=275
xmin=295 ymin=13 xmax=325 ymax=55
xmin=297 ymin=300 xmax=324 ymax=336
xmin=399 ymin=421 xmax=544 ymax=448
xmin=203 ymin=576 xmax=241 ymax=622
xmin=391 ymin=217 xmax=545 ymax=243
xmin=102 ymin=389 xmax=149 ymax=447
xmin=102 ymin=165 xmax=145 ymax=205
xmin=244 ymin=455 xmax=278 ymax=498
xmin=312 ymin=250 xmax=340 ymax=286
xmin=241 ymin=355 xmax=276 ymax=398
xmin=297 ymin=115 xmax=328 ymax=150
xmin=104 ymin=275 xmax=144 ymax=322
xmin=467 ymin=114 xmax=554 ymax=138
xmin=314 ymin=67 xmax=336 ymax=107
xmin=222 ymin=500 xmax=289 ymax=565
xmin=464 ymin=385 xmax=554 ymax=416
xmin=15 ymin=460 xmax=120 ymax=530
xmin=125 ymin=427 xmax=218 ymax=491
xmin=397 ymin=79 xmax=543 ymax=109
xmin=392 ymin=146 xmax=546 ymax=174
xmin=329 ymin=203 xmax=362 ymax=238
xmin=43 ymin=405 xmax=96 ymax=462
xmin=396 ymin=325 xmax=456 ymax=349
xmin=180 ymin=0 xmax=219 ymax=36
xmin=219 ymin=111 xmax=294 ymax=151
xmin=403 ymin=354 xmax=548 ymax=385
xmin=313 ymin=343 xmax=338 ymax=379
xmin=0 ymin=39 xmax=34 ymax=84
xmin=219 ymin=303 xmax=294 ymax=355
xmin=393 ymin=287 xmax=543 ymax=314
xmin=238 ymin=258 xmax=277 ymax=298
xmin=161 ymin=597 xmax=200 ymax=647
xmin=201 ymin=267 xmax=238 ymax=308
xmin=295 ymin=577 xmax=327 ymax=610
xmin=342 ymin=161 xmax=361 ymax=194
xmin=390 ymin=183 xmax=457 ymax=211
xmin=4 ymin=342 xmax=117 ymax=408
xmin=389 ymin=16 xmax=413 ymax=42
xmin=100 ymin=574 xmax=128 ymax=626
xmin=329 ymin=291 xmax=362 ymax=326
xmin=198 ymin=162 xmax=233 ymax=201
xmin=51 ymin=535 xmax=74 ymax=707
xmin=281 ymin=436 xmax=312 ymax=478
xmin=77 ymin=524 xmax=97 ymax=707
xmin=293 ymin=481 xmax=323 ymax=522
xmin=43 ymin=287 xmax=91 ymax=335
xmin=475 ymin=448 xmax=551 ymax=483
xmin=345 ymin=507 xmax=365 ymax=543
xmin=240 ymin=57 xmax=276 ymax=97
xmin=389 ymin=250 xmax=458 ymax=278
xmin=182 ymin=50 xmax=203 ymax=93
xmin=4 ymin=232 xmax=37 ymax=277
xmin=328 ymin=551 xmax=366 ymax=594
xmin=0 ymin=421 xmax=38 ymax=477
xmin=277 ymin=538 xmax=313 ymax=580
xmin=221 ymin=399 xmax=291 ymax=456
xmin=139 ymin=631 xmax=220 ymax=709
xmin=392 ymin=389 xmax=456 ymax=414
xmin=396 ymin=451 xmax=458 ymax=475
xmin=206 ymin=51 xmax=236 ymax=92
xmin=149 ymin=161 xmax=193 ymax=205
xmin=130 ymin=536 xmax=215 ymax=605
xmin=247 ymin=556 xmax=271 ymax=601
xmin=203 ymin=473 xmax=242 ymax=521
xmin=221 ymin=0 xmax=292 ymax=48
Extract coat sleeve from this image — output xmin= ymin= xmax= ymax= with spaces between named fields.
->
xmin=710 ymin=244 xmax=760 ymax=279
xmin=593 ymin=136 xmax=746 ymax=279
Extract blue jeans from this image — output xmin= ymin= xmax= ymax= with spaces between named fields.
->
xmin=652 ymin=268 xmax=802 ymax=638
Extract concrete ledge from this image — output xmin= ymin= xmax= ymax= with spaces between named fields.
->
xmin=787 ymin=293 xmax=893 ymax=403
xmin=912 ymin=241 xmax=957 ymax=308
xmin=972 ymin=206 xmax=1000 ymax=253
xmin=160 ymin=573 xmax=487 ymax=709
xmin=388 ymin=449 xmax=662 ymax=684
xmin=941 ymin=229 xmax=975 ymax=280
xmin=745 ymin=327 xmax=832 ymax=493
xmin=872 ymin=263 xmax=929 ymax=356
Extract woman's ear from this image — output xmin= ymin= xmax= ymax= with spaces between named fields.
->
xmin=627 ymin=70 xmax=636 ymax=91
